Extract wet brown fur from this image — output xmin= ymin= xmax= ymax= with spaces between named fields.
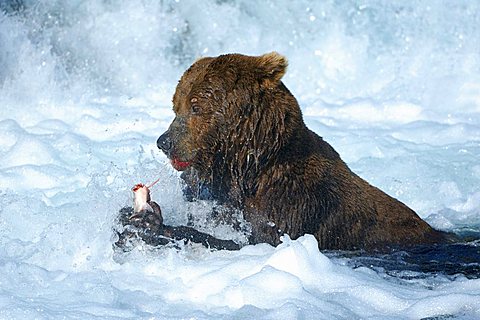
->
xmin=162 ymin=52 xmax=447 ymax=251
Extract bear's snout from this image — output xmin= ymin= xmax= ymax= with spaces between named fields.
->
xmin=157 ymin=131 xmax=172 ymax=156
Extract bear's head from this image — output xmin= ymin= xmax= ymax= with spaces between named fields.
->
xmin=157 ymin=52 xmax=302 ymax=184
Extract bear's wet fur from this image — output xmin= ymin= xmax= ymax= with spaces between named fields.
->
xmin=157 ymin=52 xmax=448 ymax=251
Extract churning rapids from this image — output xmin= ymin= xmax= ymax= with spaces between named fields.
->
xmin=0 ymin=1 xmax=479 ymax=319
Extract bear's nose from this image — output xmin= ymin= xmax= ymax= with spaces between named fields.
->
xmin=157 ymin=131 xmax=172 ymax=156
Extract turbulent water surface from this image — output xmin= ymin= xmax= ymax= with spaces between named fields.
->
xmin=1 ymin=1 xmax=480 ymax=319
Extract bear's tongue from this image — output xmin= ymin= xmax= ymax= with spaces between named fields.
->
xmin=171 ymin=158 xmax=190 ymax=171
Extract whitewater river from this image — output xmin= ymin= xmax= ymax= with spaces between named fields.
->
xmin=0 ymin=1 xmax=479 ymax=319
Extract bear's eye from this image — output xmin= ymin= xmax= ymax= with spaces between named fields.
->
xmin=191 ymin=104 xmax=201 ymax=114
xmin=190 ymin=97 xmax=201 ymax=115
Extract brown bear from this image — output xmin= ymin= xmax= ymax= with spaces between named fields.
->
xmin=155 ymin=52 xmax=448 ymax=252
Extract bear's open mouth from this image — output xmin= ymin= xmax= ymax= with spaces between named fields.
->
xmin=171 ymin=157 xmax=191 ymax=171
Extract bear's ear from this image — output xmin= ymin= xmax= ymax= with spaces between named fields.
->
xmin=256 ymin=52 xmax=288 ymax=88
